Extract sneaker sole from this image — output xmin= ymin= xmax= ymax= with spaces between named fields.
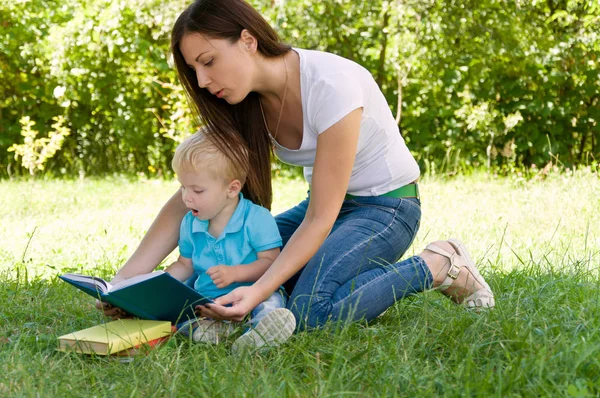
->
xmin=232 ymin=308 xmax=296 ymax=352
xmin=192 ymin=320 xmax=235 ymax=344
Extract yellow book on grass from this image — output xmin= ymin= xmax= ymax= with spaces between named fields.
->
xmin=58 ymin=319 xmax=172 ymax=355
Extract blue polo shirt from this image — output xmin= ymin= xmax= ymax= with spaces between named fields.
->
xmin=178 ymin=194 xmax=282 ymax=299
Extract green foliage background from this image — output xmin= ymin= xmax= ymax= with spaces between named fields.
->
xmin=1 ymin=0 xmax=598 ymax=177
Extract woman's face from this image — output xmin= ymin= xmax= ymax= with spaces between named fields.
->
xmin=179 ymin=33 xmax=254 ymax=105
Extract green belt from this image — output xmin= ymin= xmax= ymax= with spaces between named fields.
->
xmin=345 ymin=183 xmax=419 ymax=200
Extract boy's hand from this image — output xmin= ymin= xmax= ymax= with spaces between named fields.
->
xmin=206 ymin=265 xmax=237 ymax=288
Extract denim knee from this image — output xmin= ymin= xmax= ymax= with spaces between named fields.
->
xmin=287 ymin=294 xmax=333 ymax=331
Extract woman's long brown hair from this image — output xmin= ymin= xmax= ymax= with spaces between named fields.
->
xmin=171 ymin=0 xmax=291 ymax=209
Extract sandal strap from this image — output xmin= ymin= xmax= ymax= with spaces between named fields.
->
xmin=425 ymin=243 xmax=461 ymax=291
xmin=439 ymin=262 xmax=461 ymax=290
xmin=424 ymin=243 xmax=453 ymax=259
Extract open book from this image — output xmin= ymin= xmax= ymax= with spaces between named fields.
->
xmin=60 ymin=271 xmax=212 ymax=324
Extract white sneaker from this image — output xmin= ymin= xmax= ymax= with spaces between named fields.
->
xmin=232 ymin=308 xmax=296 ymax=352
xmin=192 ymin=320 xmax=235 ymax=344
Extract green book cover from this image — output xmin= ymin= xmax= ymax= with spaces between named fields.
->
xmin=59 ymin=271 xmax=213 ymax=324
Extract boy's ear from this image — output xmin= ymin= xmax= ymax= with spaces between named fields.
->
xmin=227 ymin=179 xmax=242 ymax=197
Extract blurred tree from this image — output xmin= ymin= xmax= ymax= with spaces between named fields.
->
xmin=1 ymin=0 xmax=598 ymax=177
xmin=1 ymin=0 xmax=194 ymax=177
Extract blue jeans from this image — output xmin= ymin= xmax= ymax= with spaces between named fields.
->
xmin=277 ymin=194 xmax=433 ymax=331
xmin=249 ymin=290 xmax=286 ymax=327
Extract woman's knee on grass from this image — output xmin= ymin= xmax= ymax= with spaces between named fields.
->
xmin=287 ymin=294 xmax=334 ymax=331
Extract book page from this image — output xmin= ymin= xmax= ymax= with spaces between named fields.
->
xmin=109 ymin=271 xmax=165 ymax=292
xmin=62 ymin=273 xmax=111 ymax=294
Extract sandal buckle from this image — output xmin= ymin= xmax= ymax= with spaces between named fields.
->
xmin=447 ymin=255 xmax=460 ymax=279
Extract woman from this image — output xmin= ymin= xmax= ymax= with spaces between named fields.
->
xmin=102 ymin=0 xmax=494 ymax=330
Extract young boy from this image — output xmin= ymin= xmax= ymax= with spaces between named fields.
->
xmin=165 ymin=129 xmax=295 ymax=351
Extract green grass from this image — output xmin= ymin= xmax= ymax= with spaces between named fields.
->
xmin=1 ymin=170 xmax=599 ymax=396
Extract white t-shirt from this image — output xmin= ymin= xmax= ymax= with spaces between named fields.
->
xmin=271 ymin=48 xmax=420 ymax=196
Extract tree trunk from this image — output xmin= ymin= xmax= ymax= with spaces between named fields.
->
xmin=375 ymin=7 xmax=391 ymax=87
xmin=395 ymin=73 xmax=403 ymax=125
xmin=579 ymin=131 xmax=587 ymax=164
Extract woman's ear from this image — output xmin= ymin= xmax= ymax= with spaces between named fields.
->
xmin=240 ymin=29 xmax=257 ymax=53
xmin=227 ymin=179 xmax=242 ymax=197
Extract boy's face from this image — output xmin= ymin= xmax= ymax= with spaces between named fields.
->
xmin=177 ymin=169 xmax=236 ymax=221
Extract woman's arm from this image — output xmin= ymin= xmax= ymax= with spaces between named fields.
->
xmin=254 ymin=108 xmax=362 ymax=292
xmin=111 ymin=188 xmax=188 ymax=284
xmin=97 ymin=188 xmax=188 ymax=317
xmin=201 ymin=108 xmax=362 ymax=319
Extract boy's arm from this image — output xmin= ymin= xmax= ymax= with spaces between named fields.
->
xmin=235 ymin=247 xmax=280 ymax=282
xmin=165 ymin=255 xmax=194 ymax=282
xmin=206 ymin=247 xmax=280 ymax=288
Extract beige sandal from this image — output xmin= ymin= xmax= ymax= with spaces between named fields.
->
xmin=425 ymin=238 xmax=495 ymax=308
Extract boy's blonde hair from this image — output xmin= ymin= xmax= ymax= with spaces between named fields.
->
xmin=172 ymin=128 xmax=248 ymax=184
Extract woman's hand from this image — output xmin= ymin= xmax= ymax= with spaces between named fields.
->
xmin=195 ymin=286 xmax=266 ymax=322
xmin=94 ymin=300 xmax=130 ymax=320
